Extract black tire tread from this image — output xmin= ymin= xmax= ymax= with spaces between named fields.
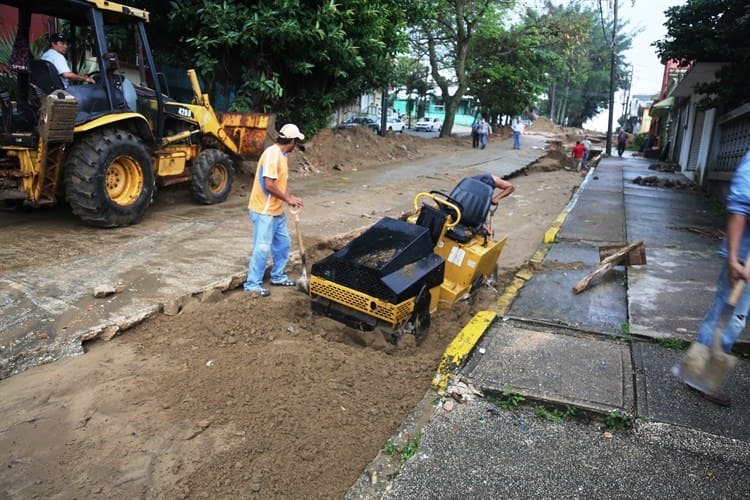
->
xmin=63 ymin=128 xmax=154 ymax=228
xmin=190 ymin=148 xmax=234 ymax=205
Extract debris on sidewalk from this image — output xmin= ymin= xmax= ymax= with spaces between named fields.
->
xmin=670 ymin=226 xmax=725 ymax=240
xmin=632 ymin=175 xmax=695 ymax=189
xmin=441 ymin=376 xmax=485 ymax=406
xmin=573 ymin=240 xmax=645 ymax=294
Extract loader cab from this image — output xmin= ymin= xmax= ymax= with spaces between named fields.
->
xmin=1 ymin=0 xmax=166 ymax=142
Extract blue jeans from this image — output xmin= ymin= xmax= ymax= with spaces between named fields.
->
xmin=479 ymin=133 xmax=487 ymax=149
xmin=244 ymin=210 xmax=291 ymax=290
xmin=697 ymin=263 xmax=750 ymax=352
xmin=513 ymin=132 xmax=521 ymax=149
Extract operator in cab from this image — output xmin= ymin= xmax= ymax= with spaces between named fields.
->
xmin=41 ymin=33 xmax=95 ymax=88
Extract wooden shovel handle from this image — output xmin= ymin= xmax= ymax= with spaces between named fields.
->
xmin=727 ymin=248 xmax=750 ymax=305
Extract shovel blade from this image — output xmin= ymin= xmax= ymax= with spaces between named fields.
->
xmin=672 ymin=342 xmax=737 ymax=393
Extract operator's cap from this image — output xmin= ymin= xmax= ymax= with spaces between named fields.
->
xmin=49 ymin=33 xmax=70 ymax=43
xmin=279 ymin=123 xmax=304 ymax=141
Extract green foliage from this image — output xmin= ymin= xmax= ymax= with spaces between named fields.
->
xmin=605 ymin=411 xmax=633 ymax=431
xmin=488 ymin=390 xmax=526 ymax=411
xmin=655 ymin=338 xmax=689 ymax=350
xmin=161 ymin=0 xmax=411 ymax=133
xmin=527 ymin=2 xmax=631 ymax=127
xmin=0 ymin=30 xmax=46 ymax=98
xmin=383 ymin=433 xmax=422 ymax=462
xmin=534 ymin=405 xmax=577 ymax=422
xmin=409 ymin=0 xmax=513 ymax=136
xmin=655 ymin=0 xmax=750 ymax=109
xmin=620 ymin=323 xmax=631 ymax=336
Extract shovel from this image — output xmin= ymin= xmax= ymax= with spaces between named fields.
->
xmin=672 ymin=251 xmax=749 ymax=395
xmin=290 ymin=207 xmax=309 ymax=293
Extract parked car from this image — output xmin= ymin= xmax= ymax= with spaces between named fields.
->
xmin=415 ymin=117 xmax=442 ymax=132
xmin=337 ymin=116 xmax=380 ymax=133
xmin=386 ymin=117 xmax=405 ymax=133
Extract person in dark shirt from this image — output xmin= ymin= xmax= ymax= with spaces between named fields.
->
xmin=471 ymin=173 xmax=515 ymax=204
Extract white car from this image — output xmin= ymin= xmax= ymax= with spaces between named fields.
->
xmin=415 ymin=117 xmax=442 ymax=132
xmin=386 ymin=117 xmax=405 ymax=133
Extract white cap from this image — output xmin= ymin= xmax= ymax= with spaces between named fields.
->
xmin=279 ymin=123 xmax=304 ymax=141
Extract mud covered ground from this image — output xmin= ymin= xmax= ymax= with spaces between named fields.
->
xmin=0 ymin=122 xmax=588 ymax=499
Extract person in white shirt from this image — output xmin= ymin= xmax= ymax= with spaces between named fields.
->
xmin=477 ymin=118 xmax=492 ymax=149
xmin=511 ymin=117 xmax=525 ymax=150
xmin=41 ymin=33 xmax=95 ymax=89
xmin=582 ymin=136 xmax=593 ymax=167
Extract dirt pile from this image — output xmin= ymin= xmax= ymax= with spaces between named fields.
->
xmin=289 ymin=127 xmax=433 ymax=174
xmin=526 ymin=116 xmax=559 ymax=133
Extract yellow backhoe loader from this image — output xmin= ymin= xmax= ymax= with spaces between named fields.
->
xmin=0 ymin=0 xmax=272 ymax=227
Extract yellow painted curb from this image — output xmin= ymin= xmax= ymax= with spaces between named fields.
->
xmin=431 ymin=191 xmax=579 ymax=394
xmin=432 ymin=310 xmax=496 ymax=393
xmin=496 ymin=276 xmax=526 ymax=315
xmin=543 ymin=212 xmax=567 ymax=243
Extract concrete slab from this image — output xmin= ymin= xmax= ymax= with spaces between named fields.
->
xmin=557 ymin=189 xmax=626 ymax=243
xmin=463 ymin=320 xmax=634 ymax=415
xmin=0 ymin=219 xmax=249 ymax=379
xmin=509 ymin=242 xmax=628 ymax=334
xmin=633 ymin=342 xmax=750 ymax=443
xmin=627 ymin=247 xmax=727 ymax=342
xmin=625 ymin=187 xmax=725 ymax=251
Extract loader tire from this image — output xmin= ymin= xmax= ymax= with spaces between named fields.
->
xmin=64 ymin=128 xmax=155 ymax=228
xmin=190 ymin=149 xmax=234 ymax=204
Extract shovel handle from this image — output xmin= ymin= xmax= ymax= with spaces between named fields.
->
xmin=728 ymin=249 xmax=750 ymax=305
xmin=289 ymin=206 xmax=301 ymax=221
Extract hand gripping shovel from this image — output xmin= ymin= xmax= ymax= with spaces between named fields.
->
xmin=671 ymin=252 xmax=749 ymax=395
xmin=290 ymin=207 xmax=310 ymax=293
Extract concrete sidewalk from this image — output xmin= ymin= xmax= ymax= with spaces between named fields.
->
xmin=373 ymin=155 xmax=750 ymax=498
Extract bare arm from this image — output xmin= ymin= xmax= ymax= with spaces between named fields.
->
xmin=726 ymin=212 xmax=748 ymax=285
xmin=61 ymin=71 xmax=95 ymax=84
xmin=263 ymin=177 xmax=303 ymax=208
xmin=491 ymin=175 xmax=515 ymax=204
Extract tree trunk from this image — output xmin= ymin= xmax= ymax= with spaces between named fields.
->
xmin=441 ymin=98 xmax=458 ymax=137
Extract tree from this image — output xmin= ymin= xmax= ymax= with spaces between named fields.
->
xmin=409 ymin=0 xmax=514 ymax=137
xmin=527 ymin=1 xmax=629 ymax=128
xmin=142 ymin=0 xmax=411 ymax=133
xmin=654 ymin=0 xmax=750 ymax=110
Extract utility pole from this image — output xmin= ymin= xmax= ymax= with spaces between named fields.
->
xmin=606 ymin=0 xmax=618 ymax=156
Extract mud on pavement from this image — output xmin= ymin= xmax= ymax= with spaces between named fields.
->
xmin=0 ymin=128 xmax=586 ymax=498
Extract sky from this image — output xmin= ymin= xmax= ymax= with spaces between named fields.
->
xmin=583 ymin=0 xmax=686 ymax=131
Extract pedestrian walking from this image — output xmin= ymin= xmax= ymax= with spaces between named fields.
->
xmin=617 ymin=130 xmax=628 ymax=158
xmin=471 ymin=120 xmax=480 ymax=148
xmin=511 ymin=117 xmax=524 ymax=150
xmin=572 ymin=141 xmax=586 ymax=172
xmin=243 ymin=124 xmax=305 ymax=297
xmin=682 ymin=150 xmax=750 ymax=406
xmin=477 ymin=119 xmax=491 ymax=149
xmin=582 ymin=136 xmax=592 ymax=168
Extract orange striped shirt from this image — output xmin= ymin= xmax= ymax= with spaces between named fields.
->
xmin=248 ymin=144 xmax=288 ymax=215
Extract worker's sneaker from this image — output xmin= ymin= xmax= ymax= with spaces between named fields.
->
xmin=701 ymin=390 xmax=731 ymax=407
xmin=245 ymin=287 xmax=270 ymax=297
xmin=271 ymin=279 xmax=295 ymax=287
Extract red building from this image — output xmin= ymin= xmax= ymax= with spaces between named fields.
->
xmin=0 ymin=5 xmax=54 ymax=40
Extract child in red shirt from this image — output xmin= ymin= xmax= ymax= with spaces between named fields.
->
xmin=572 ymin=141 xmax=586 ymax=172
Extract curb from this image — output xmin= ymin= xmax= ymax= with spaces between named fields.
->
xmin=432 ymin=310 xmax=496 ymax=392
xmin=431 ymin=164 xmax=594 ymax=393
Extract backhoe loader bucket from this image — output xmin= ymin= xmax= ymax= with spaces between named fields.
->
xmin=219 ymin=113 xmax=275 ymax=159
